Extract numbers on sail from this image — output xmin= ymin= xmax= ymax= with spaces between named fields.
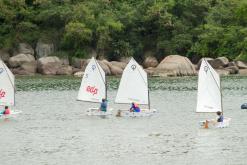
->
xmin=0 ymin=89 xmax=6 ymax=99
xmin=86 ymin=86 xmax=98 ymax=95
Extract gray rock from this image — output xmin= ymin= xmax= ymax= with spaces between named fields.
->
xmin=143 ymin=56 xmax=159 ymax=68
xmin=110 ymin=61 xmax=127 ymax=70
xmin=56 ymin=65 xmax=73 ymax=75
xmin=239 ymin=69 xmax=247 ymax=75
xmin=235 ymin=61 xmax=247 ymax=69
xmin=228 ymin=61 xmax=237 ymax=67
xmin=98 ymin=60 xmax=111 ymax=75
xmin=37 ymin=56 xmax=62 ymax=75
xmin=157 ymin=55 xmax=196 ymax=76
xmin=17 ymin=43 xmax=34 ymax=55
xmin=35 ymin=41 xmax=54 ymax=58
xmin=210 ymin=57 xmax=229 ymax=69
xmin=225 ymin=66 xmax=239 ymax=74
xmin=216 ymin=69 xmax=230 ymax=76
xmin=74 ymin=71 xmax=84 ymax=77
xmin=8 ymin=54 xmax=35 ymax=68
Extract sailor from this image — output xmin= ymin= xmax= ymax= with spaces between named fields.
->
xmin=204 ymin=111 xmax=223 ymax=128
xmin=0 ymin=106 xmax=11 ymax=115
xmin=216 ymin=111 xmax=223 ymax=122
xmin=99 ymin=99 xmax=107 ymax=112
xmin=130 ymin=102 xmax=140 ymax=112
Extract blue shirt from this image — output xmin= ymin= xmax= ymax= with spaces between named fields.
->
xmin=100 ymin=101 xmax=107 ymax=112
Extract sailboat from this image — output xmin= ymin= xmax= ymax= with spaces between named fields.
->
xmin=115 ymin=57 xmax=156 ymax=117
xmin=197 ymin=58 xmax=231 ymax=128
xmin=0 ymin=59 xmax=21 ymax=117
xmin=77 ymin=57 xmax=112 ymax=116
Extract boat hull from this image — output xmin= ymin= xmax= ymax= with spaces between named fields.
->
xmin=199 ymin=117 xmax=231 ymax=128
xmin=116 ymin=109 xmax=157 ymax=117
xmin=87 ymin=108 xmax=113 ymax=116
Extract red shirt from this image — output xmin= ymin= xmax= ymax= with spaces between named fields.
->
xmin=4 ymin=109 xmax=10 ymax=115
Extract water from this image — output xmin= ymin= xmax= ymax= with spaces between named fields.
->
xmin=0 ymin=75 xmax=247 ymax=165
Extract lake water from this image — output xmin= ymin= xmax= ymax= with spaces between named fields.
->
xmin=0 ymin=76 xmax=247 ymax=165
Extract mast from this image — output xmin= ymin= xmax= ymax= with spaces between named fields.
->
xmin=147 ymin=78 xmax=151 ymax=110
xmin=220 ymin=76 xmax=223 ymax=115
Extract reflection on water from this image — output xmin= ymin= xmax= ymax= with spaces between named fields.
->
xmin=0 ymin=75 xmax=246 ymax=165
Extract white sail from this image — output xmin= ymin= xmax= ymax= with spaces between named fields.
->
xmin=196 ymin=58 xmax=222 ymax=112
xmin=77 ymin=57 xmax=106 ymax=103
xmin=0 ymin=60 xmax=15 ymax=106
xmin=115 ymin=58 xmax=149 ymax=105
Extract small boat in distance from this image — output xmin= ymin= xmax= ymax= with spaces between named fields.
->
xmin=115 ymin=57 xmax=156 ymax=117
xmin=0 ymin=59 xmax=21 ymax=117
xmin=77 ymin=57 xmax=112 ymax=116
xmin=241 ymin=103 xmax=247 ymax=109
xmin=197 ymin=58 xmax=231 ymax=128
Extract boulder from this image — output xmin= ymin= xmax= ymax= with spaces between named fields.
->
xmin=19 ymin=61 xmax=37 ymax=73
xmin=110 ymin=65 xmax=123 ymax=75
xmin=0 ymin=49 xmax=10 ymax=62
xmin=143 ymin=56 xmax=159 ymax=68
xmin=11 ymin=68 xmax=34 ymax=75
xmin=101 ymin=59 xmax=123 ymax=75
xmin=37 ymin=56 xmax=62 ymax=75
xmin=98 ymin=60 xmax=111 ymax=75
xmin=225 ymin=66 xmax=239 ymax=74
xmin=60 ymin=58 xmax=70 ymax=66
xmin=197 ymin=58 xmax=214 ymax=69
xmin=8 ymin=54 xmax=35 ymax=68
xmin=72 ymin=67 xmax=81 ymax=74
xmin=17 ymin=43 xmax=34 ymax=55
xmin=228 ymin=61 xmax=237 ymax=67
xmin=56 ymin=65 xmax=73 ymax=75
xmin=74 ymin=71 xmax=84 ymax=77
xmin=210 ymin=57 xmax=229 ymax=69
xmin=110 ymin=61 xmax=127 ymax=70
xmin=156 ymin=55 xmax=196 ymax=76
xmin=239 ymin=69 xmax=247 ymax=75
xmin=216 ymin=69 xmax=230 ymax=76
xmin=35 ymin=41 xmax=54 ymax=58
xmin=235 ymin=61 xmax=247 ymax=69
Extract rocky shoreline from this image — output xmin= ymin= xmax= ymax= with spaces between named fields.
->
xmin=1 ymin=43 xmax=247 ymax=77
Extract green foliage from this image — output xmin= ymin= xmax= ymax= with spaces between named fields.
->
xmin=0 ymin=0 xmax=247 ymax=61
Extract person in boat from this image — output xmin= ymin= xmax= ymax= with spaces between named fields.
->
xmin=216 ymin=111 xmax=223 ymax=122
xmin=130 ymin=102 xmax=141 ymax=112
xmin=0 ymin=106 xmax=11 ymax=115
xmin=99 ymin=99 xmax=107 ymax=112
xmin=204 ymin=111 xmax=223 ymax=128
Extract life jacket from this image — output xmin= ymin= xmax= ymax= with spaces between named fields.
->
xmin=217 ymin=115 xmax=223 ymax=122
xmin=4 ymin=108 xmax=10 ymax=115
xmin=133 ymin=103 xmax=140 ymax=112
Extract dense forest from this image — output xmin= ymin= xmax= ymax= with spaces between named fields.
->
xmin=1 ymin=0 xmax=247 ymax=62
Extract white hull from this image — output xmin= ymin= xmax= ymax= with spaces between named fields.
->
xmin=87 ymin=108 xmax=113 ymax=116
xmin=199 ymin=117 xmax=231 ymax=128
xmin=117 ymin=109 xmax=157 ymax=117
